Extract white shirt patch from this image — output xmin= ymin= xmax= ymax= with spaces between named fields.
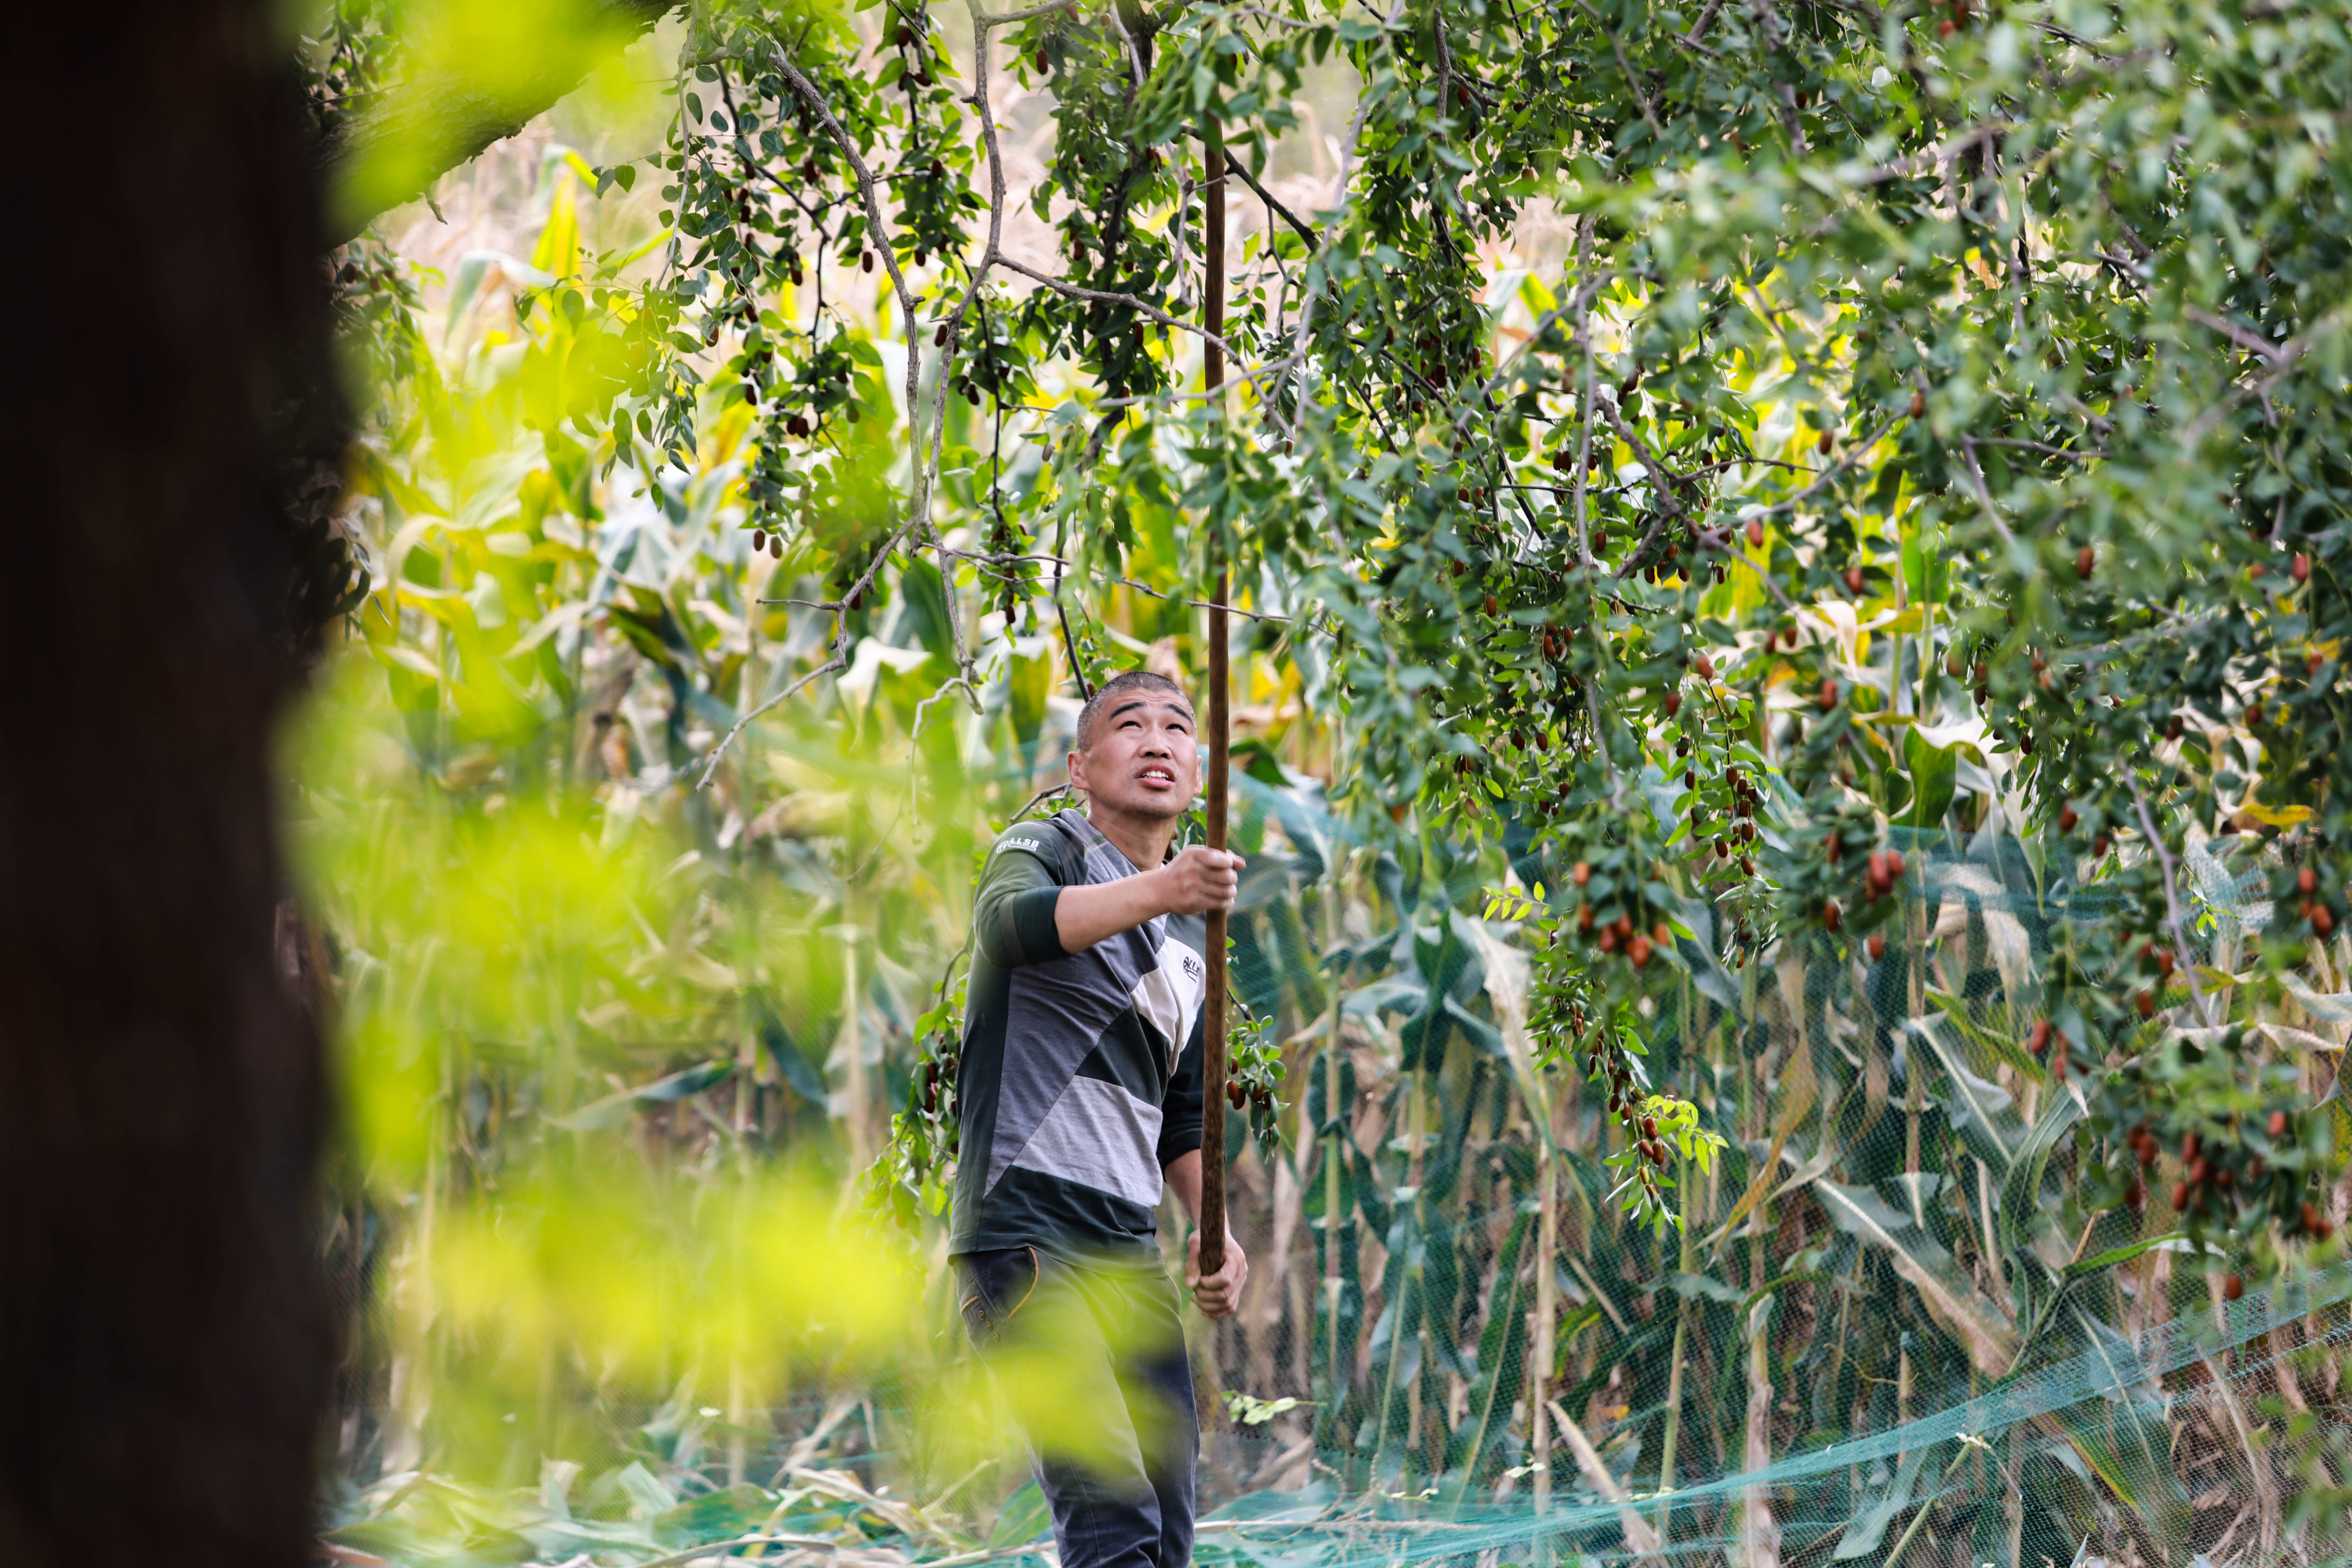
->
xmin=1130 ymin=934 xmax=1205 ymax=1073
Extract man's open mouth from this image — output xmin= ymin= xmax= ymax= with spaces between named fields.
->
xmin=1136 ymin=766 xmax=1177 ymax=788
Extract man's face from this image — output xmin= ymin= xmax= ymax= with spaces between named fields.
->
xmin=1068 ymin=691 xmax=1200 ymax=821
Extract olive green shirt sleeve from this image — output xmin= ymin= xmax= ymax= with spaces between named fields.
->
xmin=972 ymin=839 xmax=1067 ymax=968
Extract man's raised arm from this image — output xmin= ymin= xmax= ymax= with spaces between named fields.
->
xmin=1052 ymin=845 xmax=1243 ymax=952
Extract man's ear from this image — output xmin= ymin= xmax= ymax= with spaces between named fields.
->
xmin=1066 ymin=749 xmax=1087 ymax=793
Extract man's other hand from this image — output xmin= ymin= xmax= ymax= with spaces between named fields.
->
xmin=1159 ymin=846 xmax=1244 ymax=916
xmin=1185 ymin=1227 xmax=1248 ymax=1319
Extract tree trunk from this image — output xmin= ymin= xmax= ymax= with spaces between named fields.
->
xmin=0 ymin=7 xmax=339 ymax=1567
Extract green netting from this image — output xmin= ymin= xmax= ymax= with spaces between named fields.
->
xmin=929 ymin=813 xmax=2350 ymax=1568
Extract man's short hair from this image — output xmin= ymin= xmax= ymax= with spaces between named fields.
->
xmin=1074 ymin=670 xmax=1194 ymax=752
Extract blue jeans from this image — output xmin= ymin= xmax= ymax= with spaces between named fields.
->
xmin=956 ymin=1248 xmax=1198 ymax=1568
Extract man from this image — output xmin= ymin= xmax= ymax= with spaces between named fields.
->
xmin=951 ymin=668 xmax=1250 ymax=1568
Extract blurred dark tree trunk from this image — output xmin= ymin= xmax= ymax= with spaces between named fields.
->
xmin=0 ymin=4 xmax=339 ymax=1566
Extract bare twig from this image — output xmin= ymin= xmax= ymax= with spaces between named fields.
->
xmin=1602 ymin=414 xmax=1692 ymax=574
xmin=1745 ymin=413 xmax=1900 ymax=519
xmin=1572 ymin=0 xmax=1663 ymax=134
xmin=975 ymin=0 xmax=1074 ymax=22
xmin=1777 ymin=81 xmax=1810 ymax=154
xmin=2087 ymin=250 xmax=2148 ymax=293
xmin=1170 ymin=164 xmax=1193 ymax=312
xmin=1007 ymin=780 xmax=1078 ymax=825
xmin=1601 ymin=401 xmax=1690 ymax=524
xmin=1196 ymin=133 xmax=1319 ymax=249
xmin=1855 ymin=122 xmax=2009 ymax=186
xmin=1433 ymin=7 xmax=1454 ymax=141
xmin=1680 ymin=0 xmax=1725 ymax=49
xmin=2129 ymin=777 xmax=2220 ymax=1028
xmin=911 ymin=676 xmax=982 ymax=742
xmin=2179 ymin=329 xmax=2325 ymax=444
xmin=1113 ymin=577 xmax=1292 ymax=623
xmin=1956 ymin=435 xmax=2021 ymax=548
xmin=696 ymin=654 xmax=849 ymax=789
xmin=698 ymin=520 xmax=914 ymax=787
xmin=1087 ymin=355 xmax=1300 ymax=412
xmin=1970 ymin=435 xmax=2109 ymax=461
xmin=1729 ymin=546 xmax=1797 ymax=609
xmin=1230 ymin=2 xmax=1325 ymax=26
xmin=947 ymin=547 xmax=1298 ymax=625
xmin=2185 ymin=305 xmax=2288 ymax=364
xmin=1570 ymin=219 xmax=1599 ymax=573
xmin=1105 ymin=0 xmax=1147 ymax=86
xmin=991 ymin=255 xmax=1243 ymax=362
xmin=2061 ymin=608 xmax=2222 ymax=668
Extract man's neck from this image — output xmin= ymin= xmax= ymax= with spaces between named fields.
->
xmin=1084 ymin=800 xmax=1177 ymax=873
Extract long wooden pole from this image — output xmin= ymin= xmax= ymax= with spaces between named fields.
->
xmin=1197 ymin=134 xmax=1231 ymax=1280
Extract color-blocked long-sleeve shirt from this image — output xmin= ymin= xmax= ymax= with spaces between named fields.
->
xmin=950 ymin=810 xmax=1207 ymax=1262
